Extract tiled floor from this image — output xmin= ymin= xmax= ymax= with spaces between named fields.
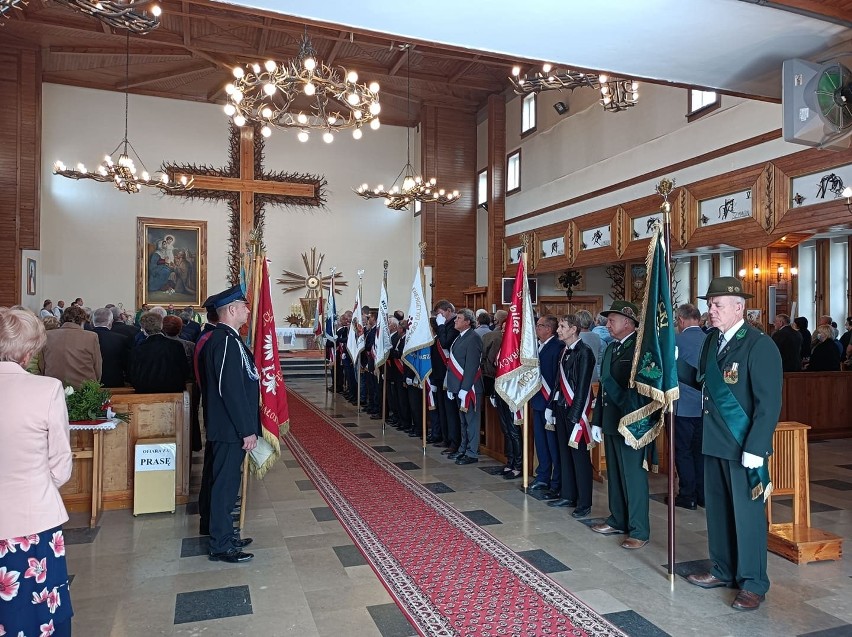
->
xmin=65 ymin=377 xmax=852 ymax=636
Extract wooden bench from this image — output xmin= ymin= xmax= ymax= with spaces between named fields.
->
xmin=61 ymin=389 xmax=191 ymax=521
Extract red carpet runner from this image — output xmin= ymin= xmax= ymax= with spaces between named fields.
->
xmin=285 ymin=392 xmax=626 ymax=637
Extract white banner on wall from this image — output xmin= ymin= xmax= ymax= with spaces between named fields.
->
xmin=632 ymin=213 xmax=662 ymax=240
xmin=790 ymin=164 xmax=852 ymax=208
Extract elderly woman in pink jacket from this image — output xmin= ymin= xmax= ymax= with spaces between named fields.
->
xmin=0 ymin=307 xmax=74 ymax=636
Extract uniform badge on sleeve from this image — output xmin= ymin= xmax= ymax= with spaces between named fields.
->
xmin=723 ymin=362 xmax=739 ymax=384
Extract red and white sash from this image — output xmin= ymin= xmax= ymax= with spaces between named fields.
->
xmin=539 ymin=376 xmax=552 ymax=402
xmin=559 ymin=359 xmax=594 ymax=448
xmin=449 ymin=337 xmax=481 ymax=412
xmin=425 ymin=377 xmax=437 ymax=410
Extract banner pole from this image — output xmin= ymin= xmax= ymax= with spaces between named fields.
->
xmin=656 ymin=179 xmax=677 ymax=586
xmin=382 ymin=364 xmax=387 ymax=435
xmin=419 ymin=256 xmax=428 ymax=452
xmin=522 ymin=401 xmax=529 ymax=492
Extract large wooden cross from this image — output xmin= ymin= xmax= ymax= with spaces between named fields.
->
xmin=163 ymin=122 xmax=327 ymax=283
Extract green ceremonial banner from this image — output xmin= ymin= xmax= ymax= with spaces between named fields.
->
xmin=618 ymin=224 xmax=679 ymax=450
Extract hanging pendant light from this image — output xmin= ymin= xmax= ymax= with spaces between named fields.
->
xmin=53 ymin=32 xmax=193 ymax=194
xmin=353 ymin=44 xmax=459 ymax=211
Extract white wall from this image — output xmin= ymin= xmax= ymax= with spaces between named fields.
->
xmin=489 ymin=83 xmax=806 ymax=235
xmin=40 ymin=84 xmax=416 ymax=324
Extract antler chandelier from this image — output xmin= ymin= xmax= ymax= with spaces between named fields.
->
xmin=510 ymin=64 xmax=639 ymax=112
xmin=0 ymin=0 xmax=27 ymax=23
xmin=354 ymin=44 xmax=459 ymax=211
xmin=224 ymin=31 xmax=381 ymax=143
xmin=51 ymin=0 xmax=161 ymax=34
xmin=53 ymin=33 xmax=193 ymax=195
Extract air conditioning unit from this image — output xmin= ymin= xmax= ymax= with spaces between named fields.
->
xmin=782 ymin=57 xmax=852 ymax=151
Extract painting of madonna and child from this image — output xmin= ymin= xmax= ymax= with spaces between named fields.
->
xmin=136 ymin=217 xmax=207 ymax=310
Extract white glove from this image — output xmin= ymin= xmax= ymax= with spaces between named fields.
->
xmin=435 ymin=313 xmax=446 ymax=326
xmin=742 ymin=451 xmax=764 ymax=469
xmin=429 ymin=385 xmax=436 ymax=394
xmin=591 ymin=426 xmax=603 ymax=443
xmin=544 ymin=408 xmax=555 ymax=424
xmin=488 ymin=395 xmax=497 ymax=407
xmin=405 ymin=378 xmax=413 ymax=386
xmin=458 ymin=389 xmax=468 ymax=404
xmin=447 ymin=391 xmax=454 ymax=400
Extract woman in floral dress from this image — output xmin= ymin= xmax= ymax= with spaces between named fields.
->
xmin=0 ymin=307 xmax=74 ymax=636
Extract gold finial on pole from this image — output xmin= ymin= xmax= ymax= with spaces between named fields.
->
xmin=656 ymin=177 xmax=676 ymax=222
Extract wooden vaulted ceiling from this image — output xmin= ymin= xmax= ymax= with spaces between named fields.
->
xmin=0 ymin=0 xmax=518 ymax=127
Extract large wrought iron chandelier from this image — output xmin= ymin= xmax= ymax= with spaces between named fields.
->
xmin=0 ymin=0 xmax=27 ymax=23
xmin=224 ymin=31 xmax=381 ymax=143
xmin=510 ymin=64 xmax=639 ymax=112
xmin=53 ymin=33 xmax=193 ymax=195
xmin=51 ymin=0 xmax=161 ymax=34
xmin=354 ymin=45 xmax=459 ymax=211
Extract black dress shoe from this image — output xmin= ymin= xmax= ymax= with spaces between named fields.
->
xmin=571 ymin=506 xmax=592 ymax=518
xmin=432 ymin=441 xmax=448 ymax=448
xmin=503 ymin=470 xmax=521 ymax=480
xmin=455 ymin=455 xmax=478 ymax=465
xmin=370 ymin=413 xmax=382 ymax=420
xmin=233 ymin=537 xmax=253 ymax=548
xmin=540 ymin=490 xmax=560 ymax=501
xmin=209 ymin=549 xmax=254 ymax=563
xmin=447 ymin=451 xmax=462 ymax=460
xmin=665 ymin=495 xmax=698 ymax=510
xmin=547 ymin=498 xmax=576 ymax=508
xmin=529 ymin=481 xmax=549 ymax=491
xmin=441 ymin=446 xmax=458 ymax=455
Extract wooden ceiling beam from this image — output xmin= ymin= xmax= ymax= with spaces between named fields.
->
xmin=388 ymin=45 xmax=410 ymax=77
xmin=117 ymin=62 xmax=213 ymax=89
xmin=182 ymin=1 xmax=191 ymax=47
xmin=256 ymin=16 xmax=271 ymax=57
xmin=48 ymin=46 xmax=192 ymax=57
xmin=449 ymin=56 xmax=480 ymax=83
xmin=325 ymin=31 xmax=347 ymax=66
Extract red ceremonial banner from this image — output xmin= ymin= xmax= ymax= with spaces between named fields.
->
xmin=253 ymin=259 xmax=289 ymax=456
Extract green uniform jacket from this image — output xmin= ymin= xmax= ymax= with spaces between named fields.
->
xmin=593 ymin=333 xmax=637 ymax=435
xmin=697 ymin=324 xmax=782 ymax=461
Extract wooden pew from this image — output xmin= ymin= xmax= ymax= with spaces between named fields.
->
xmin=779 ymin=372 xmax=852 ymax=440
xmin=61 ymin=389 xmax=191 ymax=516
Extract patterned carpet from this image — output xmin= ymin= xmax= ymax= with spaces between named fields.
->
xmin=284 ymin=392 xmax=627 ymax=637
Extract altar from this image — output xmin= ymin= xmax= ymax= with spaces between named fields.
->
xmin=276 ymin=326 xmax=319 ymax=350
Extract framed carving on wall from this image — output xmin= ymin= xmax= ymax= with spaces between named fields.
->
xmin=136 ymin=217 xmax=207 ymax=310
xmin=26 ymin=258 xmax=36 ymax=296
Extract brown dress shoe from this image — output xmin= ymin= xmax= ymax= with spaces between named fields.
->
xmin=590 ymin=523 xmax=625 ymax=535
xmin=731 ymin=590 xmax=764 ymax=611
xmin=620 ymin=537 xmax=648 ymax=549
xmin=686 ymin=572 xmax=735 ymax=589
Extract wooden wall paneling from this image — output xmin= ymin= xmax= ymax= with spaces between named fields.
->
xmin=0 ymin=45 xmax=41 ymax=306
xmin=420 ymin=104 xmax=477 ymax=306
xmin=769 ymin=247 xmax=793 ymax=317
xmin=778 ymin=372 xmax=852 ymax=441
xmin=711 ymin=254 xmax=720 ymax=277
xmin=739 ymin=247 xmax=772 ymax=329
xmin=620 ymin=194 xmax=662 ymax=262
xmin=816 ymin=239 xmax=831 ymax=319
xmin=683 ymin=166 xmax=769 ymax=251
xmin=676 ymin=187 xmax=695 ymax=248
xmin=530 ymin=218 xmax=571 ymax=274
xmin=566 ymin=220 xmax=577 ymax=266
xmin=848 ymin=236 xmax=852 ymax=318
xmin=487 ymin=95 xmax=507 ymax=310
xmin=571 ymin=207 xmax=619 ymax=269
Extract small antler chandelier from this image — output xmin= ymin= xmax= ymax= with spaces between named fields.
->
xmin=224 ymin=31 xmax=381 ymax=143
xmin=53 ymin=33 xmax=192 ymax=194
xmin=0 ymin=0 xmax=27 ymax=24
xmin=51 ymin=0 xmax=161 ymax=34
xmin=354 ymin=44 xmax=459 ymax=211
xmin=509 ymin=64 xmax=639 ymax=112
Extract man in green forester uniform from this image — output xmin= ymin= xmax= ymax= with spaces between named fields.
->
xmin=589 ymin=300 xmax=651 ymax=550
xmin=681 ymin=277 xmax=782 ymax=611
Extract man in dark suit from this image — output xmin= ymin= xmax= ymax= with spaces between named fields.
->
xmin=91 ymin=307 xmax=129 ymax=388
xmin=108 ymin=307 xmax=140 ymax=344
xmin=683 ymin=277 xmax=782 ymax=612
xmin=529 ymin=315 xmax=563 ymax=497
xmin=590 ymin=300 xmax=650 ymax=550
xmin=446 ymin=308 xmax=483 ymax=465
xmin=672 ymin=303 xmax=706 ymax=510
xmin=434 ymin=300 xmax=461 ymax=454
xmin=771 ymin=313 xmax=802 ymax=372
xmin=129 ymin=312 xmax=189 ymax=393
xmin=199 ymin=285 xmax=259 ymax=564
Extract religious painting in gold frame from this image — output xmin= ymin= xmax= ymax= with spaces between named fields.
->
xmin=136 ymin=217 xmax=207 ymax=310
